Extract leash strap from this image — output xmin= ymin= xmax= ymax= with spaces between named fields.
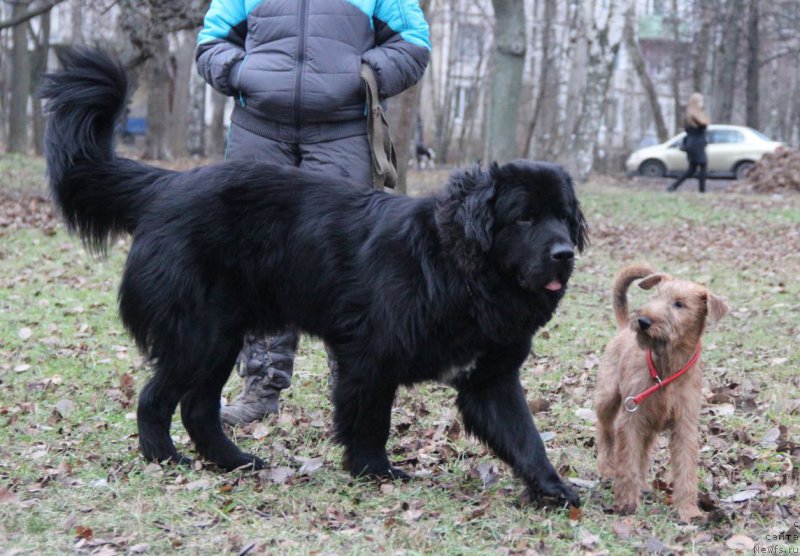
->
xmin=623 ymin=342 xmax=702 ymax=412
xmin=361 ymin=64 xmax=397 ymax=190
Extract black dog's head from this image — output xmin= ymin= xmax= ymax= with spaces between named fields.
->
xmin=436 ymin=160 xmax=588 ymax=294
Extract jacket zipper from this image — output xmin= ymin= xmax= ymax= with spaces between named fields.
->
xmin=237 ymin=54 xmax=249 ymax=107
xmin=293 ymin=0 xmax=309 ymax=137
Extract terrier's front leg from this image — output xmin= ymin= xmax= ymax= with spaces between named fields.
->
xmin=670 ymin=413 xmax=703 ymax=522
xmin=612 ymin=417 xmax=645 ymax=515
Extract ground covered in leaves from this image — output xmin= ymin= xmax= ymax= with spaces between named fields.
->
xmin=1 ymin=155 xmax=798 ymax=555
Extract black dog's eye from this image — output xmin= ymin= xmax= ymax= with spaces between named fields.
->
xmin=674 ymin=301 xmax=684 ymax=309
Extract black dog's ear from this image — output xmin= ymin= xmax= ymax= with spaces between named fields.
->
xmin=436 ymin=164 xmax=497 ymax=271
xmin=552 ymin=166 xmax=589 ymax=254
xmin=461 ymin=175 xmax=496 ymax=252
xmin=572 ymin=200 xmax=589 ymax=254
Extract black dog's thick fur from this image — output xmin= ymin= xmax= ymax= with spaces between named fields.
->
xmin=41 ymin=48 xmax=588 ymax=507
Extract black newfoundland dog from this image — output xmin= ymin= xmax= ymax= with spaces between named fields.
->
xmin=40 ymin=49 xmax=587 ymax=507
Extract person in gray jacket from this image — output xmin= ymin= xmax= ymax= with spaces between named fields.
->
xmin=196 ymin=0 xmax=431 ymax=425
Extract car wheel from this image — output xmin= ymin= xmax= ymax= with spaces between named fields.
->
xmin=734 ymin=161 xmax=754 ymax=180
xmin=639 ymin=159 xmax=667 ymax=178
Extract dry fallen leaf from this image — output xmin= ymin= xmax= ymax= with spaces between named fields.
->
xmin=726 ymin=534 xmax=755 ymax=551
xmin=402 ymin=508 xmax=424 ymax=522
xmin=575 ymin=408 xmax=597 ymax=423
xmin=611 ymin=519 xmax=632 ymax=539
xmin=721 ymin=489 xmax=760 ymax=503
xmin=55 ymin=399 xmax=76 ymax=417
xmin=184 ymin=479 xmax=211 ymax=491
xmin=578 ymin=528 xmax=599 ymax=548
xmin=771 ymin=485 xmax=795 ymax=498
xmin=760 ymin=427 xmax=781 ymax=445
xmin=0 ymin=488 xmax=19 ymax=505
xmin=143 ymin=463 xmax=163 ymax=475
xmin=568 ymin=477 xmax=598 ymax=489
xmin=296 ymin=457 xmax=323 ymax=476
xmin=74 ymin=525 xmax=93 ymax=540
xmin=470 ymin=462 xmax=498 ymax=487
xmin=263 ymin=466 xmax=294 ymax=485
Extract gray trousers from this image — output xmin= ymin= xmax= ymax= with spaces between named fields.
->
xmin=226 ymin=121 xmax=372 ymax=390
xmin=226 ymin=122 xmax=373 ymax=185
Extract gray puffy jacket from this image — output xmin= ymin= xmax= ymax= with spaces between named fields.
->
xmin=196 ymin=0 xmax=430 ymax=142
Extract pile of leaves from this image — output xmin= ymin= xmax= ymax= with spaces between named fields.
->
xmin=0 ymin=190 xmax=57 ymax=233
xmin=742 ymin=147 xmax=800 ymax=194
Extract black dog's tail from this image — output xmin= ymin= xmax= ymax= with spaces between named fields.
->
xmin=39 ymin=47 xmax=174 ymax=254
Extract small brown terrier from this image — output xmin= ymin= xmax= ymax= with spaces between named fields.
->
xmin=595 ymin=264 xmax=728 ymax=522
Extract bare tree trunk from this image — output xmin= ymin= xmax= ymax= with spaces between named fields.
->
xmin=188 ymin=68 xmax=207 ymax=157
xmin=142 ymin=36 xmax=172 ymax=160
xmin=386 ymin=0 xmax=429 ymax=192
xmin=669 ymin=0 xmax=682 ymax=133
xmin=565 ymin=1 xmax=623 ymax=181
xmin=523 ymin=0 xmax=554 ymax=157
xmin=0 ymin=24 xmax=8 ymax=142
xmin=7 ymin=1 xmax=31 ymax=154
xmin=745 ymin=0 xmax=760 ymax=129
xmin=71 ymin=0 xmax=84 ymax=44
xmin=691 ymin=5 xmax=712 ymax=95
xmin=168 ymin=31 xmax=194 ymax=158
xmin=621 ymin=54 xmax=637 ymax=150
xmin=486 ymin=3 xmax=523 ymax=161
xmin=712 ymin=0 xmax=744 ymax=123
xmin=623 ymin=5 xmax=668 ymax=142
xmin=790 ymin=51 xmax=800 ymax=144
xmin=568 ymin=5 xmax=624 ymax=180
xmin=30 ymin=11 xmax=51 ymax=155
xmin=433 ymin=2 xmax=458 ymax=164
xmin=457 ymin=51 xmax=487 ymax=160
xmin=387 ymin=84 xmax=421 ymax=194
xmin=544 ymin=4 xmax=581 ymax=162
xmin=486 ymin=0 xmax=526 ymax=162
xmin=208 ymin=89 xmax=228 ymax=159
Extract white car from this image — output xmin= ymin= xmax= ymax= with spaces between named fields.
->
xmin=626 ymin=125 xmax=783 ymax=180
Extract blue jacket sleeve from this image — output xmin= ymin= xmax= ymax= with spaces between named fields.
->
xmin=361 ymin=0 xmax=431 ymax=99
xmin=195 ymin=0 xmax=249 ymax=96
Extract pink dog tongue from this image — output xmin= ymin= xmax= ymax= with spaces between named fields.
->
xmin=545 ymin=280 xmax=562 ymax=291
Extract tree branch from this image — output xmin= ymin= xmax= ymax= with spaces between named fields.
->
xmin=0 ymin=0 xmax=68 ymax=30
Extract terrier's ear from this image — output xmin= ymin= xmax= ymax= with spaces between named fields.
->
xmin=638 ymin=273 xmax=671 ymax=290
xmin=705 ymin=292 xmax=729 ymax=324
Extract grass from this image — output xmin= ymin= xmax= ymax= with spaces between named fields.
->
xmin=1 ymin=155 xmax=798 ymax=555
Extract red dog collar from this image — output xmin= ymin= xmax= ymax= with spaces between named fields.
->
xmin=623 ymin=342 xmax=702 ymax=412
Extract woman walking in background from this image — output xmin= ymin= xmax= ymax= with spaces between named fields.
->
xmin=668 ymin=92 xmax=710 ymax=193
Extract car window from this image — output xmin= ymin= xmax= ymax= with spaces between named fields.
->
xmin=748 ymin=128 xmax=771 ymax=141
xmin=708 ymin=130 xmax=744 ymax=144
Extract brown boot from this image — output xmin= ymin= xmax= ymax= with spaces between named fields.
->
xmin=221 ymin=331 xmax=298 ymax=426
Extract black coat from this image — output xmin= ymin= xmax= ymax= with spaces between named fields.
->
xmin=683 ymin=124 xmax=708 ymax=164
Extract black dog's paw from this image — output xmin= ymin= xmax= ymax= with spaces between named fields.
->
xmin=523 ymin=479 xmax=581 ymax=508
xmin=143 ymin=449 xmax=193 ymax=468
xmin=353 ymin=465 xmax=411 ymax=481
xmin=346 ymin=452 xmax=411 ymax=481
xmin=170 ymin=453 xmax=194 ymax=467
xmin=214 ymin=452 xmax=266 ymax=472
